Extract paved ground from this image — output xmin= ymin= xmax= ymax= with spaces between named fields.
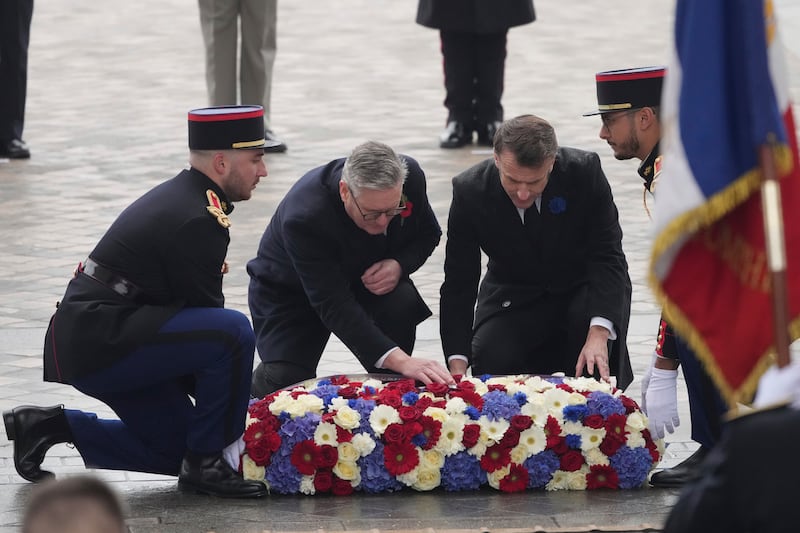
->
xmin=1 ymin=0 xmax=799 ymax=531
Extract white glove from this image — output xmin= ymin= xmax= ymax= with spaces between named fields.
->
xmin=222 ymin=433 xmax=246 ymax=472
xmin=754 ymin=362 xmax=800 ymax=408
xmin=640 ymin=352 xmax=656 ymax=413
xmin=643 ymin=367 xmax=680 ymax=439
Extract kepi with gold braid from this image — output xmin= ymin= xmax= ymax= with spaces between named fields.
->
xmin=188 ymin=105 xmax=281 ymax=151
xmin=583 ymin=66 xmax=666 ymax=116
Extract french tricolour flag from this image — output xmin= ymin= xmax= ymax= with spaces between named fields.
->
xmin=650 ymin=0 xmax=800 ymax=405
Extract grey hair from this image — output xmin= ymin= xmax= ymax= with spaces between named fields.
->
xmin=341 ymin=141 xmax=408 ymax=194
xmin=493 ymin=115 xmax=559 ymax=167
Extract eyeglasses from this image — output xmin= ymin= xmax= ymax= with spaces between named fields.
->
xmin=349 ymin=187 xmax=406 ymax=221
xmin=601 ymin=109 xmax=637 ymax=129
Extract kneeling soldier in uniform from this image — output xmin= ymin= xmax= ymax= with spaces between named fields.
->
xmin=3 ymin=105 xmax=278 ymax=498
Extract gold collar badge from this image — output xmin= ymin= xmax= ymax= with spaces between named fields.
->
xmin=206 ymin=190 xmax=231 ymax=228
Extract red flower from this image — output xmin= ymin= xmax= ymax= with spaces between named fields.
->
xmin=415 ymin=396 xmax=434 ymax=411
xmin=599 ymin=436 xmax=623 ymax=457
xmin=487 ymin=384 xmax=507 ymax=393
xmin=377 ymin=390 xmax=403 ymax=408
xmin=510 ymin=415 xmax=533 ymax=432
xmin=480 ymin=443 xmax=512 ymax=473
xmin=384 ymin=379 xmax=417 ymax=394
xmin=642 ymin=429 xmax=660 ymax=463
xmin=336 ymin=426 xmax=353 ymax=443
xmin=425 ymin=382 xmax=450 ymax=396
xmin=291 ymin=440 xmax=321 ymax=475
xmin=556 ymin=383 xmax=575 ymax=393
xmin=544 ymin=415 xmax=562 ymax=438
xmin=384 ymin=423 xmax=406 ymax=444
xmin=338 ymin=386 xmax=359 ymax=399
xmin=246 ymin=439 xmax=273 ymax=466
xmin=462 ymin=424 xmax=481 ymax=448
xmin=559 ymin=450 xmax=584 ymax=472
xmin=317 ymin=445 xmax=338 ymax=469
xmin=384 ymin=441 xmax=419 ymax=475
xmin=313 ymin=469 xmax=333 ymax=492
xmin=499 ymin=464 xmax=529 ymax=493
xmin=330 ymin=375 xmax=350 ymax=385
xmin=332 ymin=475 xmax=354 ymax=496
xmin=399 ymin=405 xmax=420 ymax=422
xmin=550 ymin=436 xmax=568 ymax=455
xmin=400 ymin=200 xmax=413 ymax=219
xmin=450 ymin=389 xmax=483 ymax=409
xmin=419 ymin=416 xmax=442 ymax=450
xmin=604 ymin=414 xmax=628 ymax=443
xmin=403 ymin=421 xmax=423 ymax=440
xmin=586 ymin=464 xmax=619 ymax=489
xmin=499 ymin=428 xmax=520 ymax=449
xmin=583 ymin=414 xmax=605 ymax=429
xmin=620 ymin=395 xmax=638 ymax=414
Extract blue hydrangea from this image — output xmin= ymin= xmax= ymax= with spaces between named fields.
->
xmin=402 ymin=391 xmax=420 ymax=405
xmin=279 ymin=413 xmax=319 ymax=445
xmin=586 ymin=391 xmax=626 ymax=417
xmin=309 ymin=384 xmax=341 ymax=407
xmin=265 ymin=440 xmax=301 ymax=494
xmin=441 ymin=451 xmax=486 ymax=491
xmin=610 ymin=446 xmax=653 ymax=489
xmin=357 ymin=442 xmax=403 ymax=493
xmin=481 ymin=390 xmax=521 ymax=421
xmin=563 ymin=404 xmax=589 ymax=423
xmin=565 ymin=434 xmax=582 ymax=449
xmin=348 ymin=398 xmax=377 ymax=434
xmin=524 ymin=450 xmax=560 ymax=488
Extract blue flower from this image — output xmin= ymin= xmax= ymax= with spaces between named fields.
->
xmin=565 ymin=434 xmax=582 ymax=449
xmin=610 ymin=446 xmax=653 ymax=489
xmin=280 ymin=413 xmax=319 ymax=444
xmin=358 ymin=442 xmax=403 ymax=493
xmin=563 ymin=404 xmax=588 ymax=422
xmin=513 ymin=391 xmax=528 ymax=406
xmin=402 ymin=391 xmax=420 ymax=405
xmin=524 ymin=450 xmax=560 ymax=488
xmin=310 ymin=384 xmax=340 ymax=407
xmin=481 ymin=390 xmax=521 ymax=421
xmin=548 ymin=196 xmax=567 ymax=214
xmin=464 ymin=405 xmax=481 ymax=420
xmin=441 ymin=451 xmax=486 ymax=491
xmin=586 ymin=391 xmax=626 ymax=417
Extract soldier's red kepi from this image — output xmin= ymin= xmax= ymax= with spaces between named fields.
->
xmin=583 ymin=66 xmax=666 ymax=116
xmin=188 ymin=105 xmax=281 ymax=151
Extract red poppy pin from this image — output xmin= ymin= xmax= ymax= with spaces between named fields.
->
xmin=400 ymin=194 xmax=413 ymax=226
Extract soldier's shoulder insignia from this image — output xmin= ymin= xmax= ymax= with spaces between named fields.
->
xmin=206 ymin=190 xmax=231 ymax=228
xmin=654 ymin=156 xmax=663 ymax=178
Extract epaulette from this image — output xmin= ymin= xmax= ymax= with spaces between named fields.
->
xmin=206 ymin=190 xmax=231 ymax=228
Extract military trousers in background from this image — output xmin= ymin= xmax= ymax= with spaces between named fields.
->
xmin=65 ymin=307 xmax=255 ymax=476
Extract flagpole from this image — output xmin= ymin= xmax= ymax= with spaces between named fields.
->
xmin=759 ymin=139 xmax=791 ymax=368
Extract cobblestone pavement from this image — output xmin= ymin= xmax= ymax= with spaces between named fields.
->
xmin=1 ymin=0 xmax=799 ymax=531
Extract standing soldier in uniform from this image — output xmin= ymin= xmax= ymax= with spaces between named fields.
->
xmin=3 ymin=105 xmax=276 ymax=498
xmin=585 ymin=67 xmax=728 ymax=487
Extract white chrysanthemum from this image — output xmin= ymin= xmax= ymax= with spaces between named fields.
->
xmin=420 ymin=449 xmax=445 ymax=470
xmin=313 ymin=422 xmax=338 ymax=447
xmin=333 ymin=405 xmax=361 ymax=430
xmin=444 ymin=396 xmax=468 ymax=414
xmin=337 ymin=441 xmax=360 ymax=463
xmin=333 ymin=460 xmax=360 ymax=481
xmin=329 ymin=396 xmax=349 ymax=410
xmin=579 ymin=426 xmax=606 ymax=450
xmin=625 ymin=411 xmax=647 ymax=432
xmin=268 ymin=390 xmax=294 ymax=415
xmin=562 ymin=421 xmax=583 ymax=435
xmin=369 ymin=404 xmax=400 ymax=435
xmin=411 ymin=467 xmax=441 ymax=491
xmin=396 ymin=467 xmax=419 ymax=486
xmin=563 ymin=468 xmax=589 ymax=490
xmin=461 ymin=377 xmax=489 ymax=395
xmin=584 ymin=447 xmax=609 ymax=466
xmin=567 ymin=392 xmax=588 ymax=406
xmin=486 ymin=464 xmax=511 ymax=490
xmin=518 ymin=425 xmax=547 ymax=455
xmin=504 ymin=381 xmax=528 ymax=397
xmin=299 ymin=475 xmax=315 ymax=495
xmin=543 ymin=388 xmax=572 ymax=417
xmin=626 ymin=432 xmax=645 ymax=449
xmin=478 ymin=415 xmax=510 ymax=444
xmin=520 ymin=397 xmax=549 ymax=426
xmin=350 ymin=432 xmax=376 ymax=456
xmin=362 ymin=378 xmax=383 ymax=390
xmin=566 ymin=376 xmax=612 ymax=393
xmin=434 ymin=419 xmax=465 ymax=456
xmin=242 ymin=454 xmax=265 ymax=482
xmin=423 ymin=406 xmax=448 ymax=424
xmin=522 ymin=375 xmax=554 ymax=393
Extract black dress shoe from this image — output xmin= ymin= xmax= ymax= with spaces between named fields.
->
xmin=649 ymin=446 xmax=709 ymax=487
xmin=178 ymin=453 xmax=267 ymax=498
xmin=476 ymin=121 xmax=502 ymax=146
xmin=263 ymin=129 xmax=287 ymax=153
xmin=0 ymin=139 xmax=31 ymax=159
xmin=3 ymin=405 xmax=73 ymax=483
xmin=439 ymin=121 xmax=471 ymax=149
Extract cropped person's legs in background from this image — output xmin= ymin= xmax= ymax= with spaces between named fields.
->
xmin=0 ymin=0 xmax=34 ymax=159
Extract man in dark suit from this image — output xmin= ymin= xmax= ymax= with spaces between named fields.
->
xmin=3 ymin=105 xmax=273 ymax=498
xmin=663 ymin=362 xmax=800 ymax=533
xmin=440 ymin=114 xmax=632 ymax=389
xmin=416 ymin=0 xmax=535 ymax=148
xmin=248 ymin=141 xmax=454 ymax=397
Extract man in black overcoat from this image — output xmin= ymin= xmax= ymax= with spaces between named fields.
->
xmin=440 ymin=115 xmax=633 ymax=389
xmin=248 ymin=141 xmax=454 ymax=396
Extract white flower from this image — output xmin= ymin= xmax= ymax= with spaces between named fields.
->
xmin=579 ymin=426 xmax=606 ymax=451
xmin=625 ymin=411 xmax=648 ymax=433
xmin=350 ymin=432 xmax=376 ymax=456
xmin=299 ymin=475 xmax=315 ymax=495
xmin=626 ymin=431 xmax=645 ymax=449
xmin=284 ymin=394 xmax=324 ymax=418
xmin=486 ymin=465 xmax=511 ymax=490
xmin=562 ymin=421 xmax=584 ymax=435
xmin=546 ymin=468 xmax=588 ymax=491
xmin=337 ymin=441 xmax=360 ymax=463
xmin=333 ymin=460 xmax=360 ymax=481
xmin=423 ymin=406 xmax=448 ymax=424
xmin=467 ymin=431 xmax=489 ymax=457
xmin=333 ymin=405 xmax=361 ymax=430
xmin=461 ymin=377 xmax=489 ymax=395
xmin=584 ymin=447 xmax=610 ymax=466
xmin=420 ymin=449 xmax=445 ymax=470
xmin=518 ymin=426 xmax=547 ymax=456
xmin=268 ymin=390 xmax=294 ymax=416
xmin=369 ymin=404 xmax=400 ymax=435
xmin=567 ymin=392 xmax=588 ymax=406
xmin=434 ymin=419 xmax=465 ymax=456
xmin=478 ymin=415 xmax=510 ymax=444
xmin=329 ymin=397 xmax=349 ymax=411
xmin=241 ymin=454 xmax=265 ymax=482
xmin=520 ymin=397 xmax=549 ymax=427
xmin=396 ymin=464 xmax=420 ymax=486
xmin=444 ymin=396 xmax=468 ymax=414
xmin=363 ymin=378 xmax=383 ymax=390
xmin=510 ymin=444 xmax=530 ymax=464
xmin=543 ymin=388 xmax=572 ymax=417
xmin=522 ymin=375 xmax=555 ymax=393
xmin=411 ymin=468 xmax=441 ymax=491
xmin=313 ymin=422 xmax=338 ymax=447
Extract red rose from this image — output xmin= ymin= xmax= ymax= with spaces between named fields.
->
xmin=385 ymin=379 xmax=417 ymax=394
xmin=620 ymin=395 xmax=638 ymax=414
xmin=332 ymin=476 xmax=354 ymax=496
xmin=290 ymin=440 xmax=321 ymax=475
xmin=462 ymin=424 xmax=481 ymax=448
xmin=399 ymin=405 xmax=420 ymax=422
xmin=403 ymin=421 xmax=423 ymax=440
xmin=336 ymin=426 xmax=353 ymax=443
xmin=499 ymin=463 xmax=529 ymax=493
xmin=338 ymin=386 xmax=359 ymax=399
xmin=586 ymin=464 xmax=619 ymax=489
xmin=415 ymin=396 xmax=433 ymax=410
xmin=599 ymin=436 xmax=623 ymax=456
xmin=313 ymin=469 xmax=333 ymax=492
xmin=246 ymin=440 xmax=273 ymax=466
xmin=510 ymin=415 xmax=533 ymax=432
xmin=383 ymin=423 xmax=406 ymax=444
xmin=378 ymin=390 xmax=402 ymax=408
xmin=480 ymin=443 xmax=511 ymax=473
xmin=384 ymin=441 xmax=419 ymax=475
xmin=321 ymin=412 xmax=335 ymax=423
xmin=559 ymin=450 xmax=584 ymax=472
xmin=583 ymin=414 xmax=605 ymax=429
xmin=425 ymin=382 xmax=450 ymax=397
xmin=457 ymin=380 xmax=476 ymax=392
xmin=499 ymin=428 xmax=520 ymax=449
xmin=317 ymin=444 xmax=338 ymax=469
xmin=550 ymin=436 xmax=568 ymax=455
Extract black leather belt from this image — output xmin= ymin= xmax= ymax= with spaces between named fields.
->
xmin=77 ymin=258 xmax=144 ymax=300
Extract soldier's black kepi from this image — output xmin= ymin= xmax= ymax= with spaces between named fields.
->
xmin=187 ymin=105 xmax=281 ymax=151
xmin=583 ymin=66 xmax=665 ymax=116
